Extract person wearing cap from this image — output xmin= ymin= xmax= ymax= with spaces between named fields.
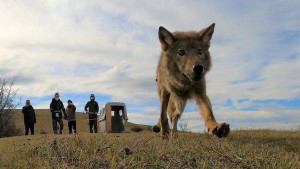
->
xmin=22 ymin=100 xmax=36 ymax=135
xmin=84 ymin=94 xmax=99 ymax=133
xmin=50 ymin=92 xmax=67 ymax=134
xmin=66 ymin=100 xmax=77 ymax=134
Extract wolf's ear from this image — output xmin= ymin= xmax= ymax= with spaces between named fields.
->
xmin=200 ymin=23 xmax=215 ymax=46
xmin=158 ymin=26 xmax=174 ymax=51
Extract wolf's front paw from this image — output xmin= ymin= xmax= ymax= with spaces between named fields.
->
xmin=152 ymin=125 xmax=160 ymax=133
xmin=209 ymin=123 xmax=230 ymax=138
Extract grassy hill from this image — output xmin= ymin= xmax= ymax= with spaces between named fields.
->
xmin=14 ymin=109 xmax=152 ymax=135
xmin=0 ymin=130 xmax=300 ymax=168
xmin=1 ymin=110 xmax=299 ymax=168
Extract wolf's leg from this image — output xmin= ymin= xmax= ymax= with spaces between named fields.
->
xmin=169 ymin=96 xmax=187 ymax=139
xmin=195 ymin=95 xmax=230 ymax=137
xmin=195 ymin=95 xmax=216 ymax=128
xmin=159 ymin=90 xmax=170 ymax=139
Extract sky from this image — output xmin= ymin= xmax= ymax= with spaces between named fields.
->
xmin=0 ymin=0 xmax=299 ymax=132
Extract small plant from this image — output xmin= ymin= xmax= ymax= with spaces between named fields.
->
xmin=40 ymin=129 xmax=47 ymax=134
xmin=0 ymin=77 xmax=22 ymax=138
xmin=179 ymin=118 xmax=191 ymax=132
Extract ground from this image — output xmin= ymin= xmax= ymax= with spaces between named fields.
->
xmin=1 ymin=130 xmax=300 ymax=168
xmin=1 ymin=110 xmax=299 ymax=168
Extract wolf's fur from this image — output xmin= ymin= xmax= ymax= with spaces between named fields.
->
xmin=153 ymin=23 xmax=230 ymax=139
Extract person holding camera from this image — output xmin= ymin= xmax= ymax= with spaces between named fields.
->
xmin=50 ymin=92 xmax=67 ymax=134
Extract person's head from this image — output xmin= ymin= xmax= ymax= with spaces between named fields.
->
xmin=25 ymin=100 xmax=30 ymax=107
xmin=54 ymin=92 xmax=60 ymax=101
xmin=90 ymin=94 xmax=95 ymax=101
xmin=68 ymin=100 xmax=73 ymax=106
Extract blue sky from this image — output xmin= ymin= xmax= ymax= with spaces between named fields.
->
xmin=0 ymin=0 xmax=299 ymax=131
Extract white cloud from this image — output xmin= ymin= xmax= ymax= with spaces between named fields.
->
xmin=1 ymin=0 xmax=299 ymax=130
xmin=255 ymin=57 xmax=300 ymax=99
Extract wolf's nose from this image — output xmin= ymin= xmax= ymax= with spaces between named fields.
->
xmin=193 ymin=65 xmax=204 ymax=74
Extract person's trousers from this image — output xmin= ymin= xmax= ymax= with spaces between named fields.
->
xmin=52 ymin=118 xmax=64 ymax=134
xmin=89 ymin=119 xmax=97 ymax=133
xmin=68 ymin=121 xmax=77 ymax=134
xmin=24 ymin=121 xmax=34 ymax=135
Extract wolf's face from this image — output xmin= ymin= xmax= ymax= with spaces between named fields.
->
xmin=159 ymin=24 xmax=215 ymax=82
xmin=168 ymin=38 xmax=211 ymax=81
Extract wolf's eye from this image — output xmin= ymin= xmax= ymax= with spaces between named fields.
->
xmin=178 ymin=49 xmax=185 ymax=56
xmin=198 ymin=49 xmax=203 ymax=55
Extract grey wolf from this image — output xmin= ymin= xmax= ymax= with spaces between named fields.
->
xmin=153 ymin=23 xmax=230 ymax=139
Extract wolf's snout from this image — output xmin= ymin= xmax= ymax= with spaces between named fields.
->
xmin=193 ymin=65 xmax=204 ymax=75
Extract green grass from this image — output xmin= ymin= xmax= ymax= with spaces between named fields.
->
xmin=1 ymin=110 xmax=299 ymax=168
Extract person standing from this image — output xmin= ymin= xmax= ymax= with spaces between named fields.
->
xmin=84 ymin=94 xmax=99 ymax=133
xmin=66 ymin=100 xmax=77 ymax=134
xmin=50 ymin=92 xmax=67 ymax=134
xmin=22 ymin=100 xmax=36 ymax=135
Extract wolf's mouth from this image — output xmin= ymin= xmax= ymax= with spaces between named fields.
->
xmin=184 ymin=73 xmax=202 ymax=82
xmin=192 ymin=75 xmax=202 ymax=81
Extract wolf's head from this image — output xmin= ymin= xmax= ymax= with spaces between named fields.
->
xmin=158 ymin=23 xmax=215 ymax=82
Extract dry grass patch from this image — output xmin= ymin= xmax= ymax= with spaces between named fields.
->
xmin=1 ymin=130 xmax=300 ymax=168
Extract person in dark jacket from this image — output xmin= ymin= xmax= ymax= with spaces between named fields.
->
xmin=22 ymin=100 xmax=36 ymax=135
xmin=66 ymin=100 xmax=77 ymax=134
xmin=84 ymin=94 xmax=99 ymax=133
xmin=50 ymin=92 xmax=67 ymax=134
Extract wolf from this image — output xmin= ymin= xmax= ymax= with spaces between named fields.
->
xmin=153 ymin=23 xmax=230 ymax=139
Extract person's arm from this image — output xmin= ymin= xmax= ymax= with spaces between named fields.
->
xmin=61 ymin=102 xmax=66 ymax=115
xmin=22 ymin=106 xmax=25 ymax=114
xmin=33 ymin=107 xmax=36 ymax=123
xmin=61 ymin=102 xmax=67 ymax=120
xmin=50 ymin=102 xmax=54 ymax=114
xmin=95 ymin=102 xmax=99 ymax=113
xmin=84 ymin=102 xmax=89 ymax=112
xmin=73 ymin=105 xmax=76 ymax=113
